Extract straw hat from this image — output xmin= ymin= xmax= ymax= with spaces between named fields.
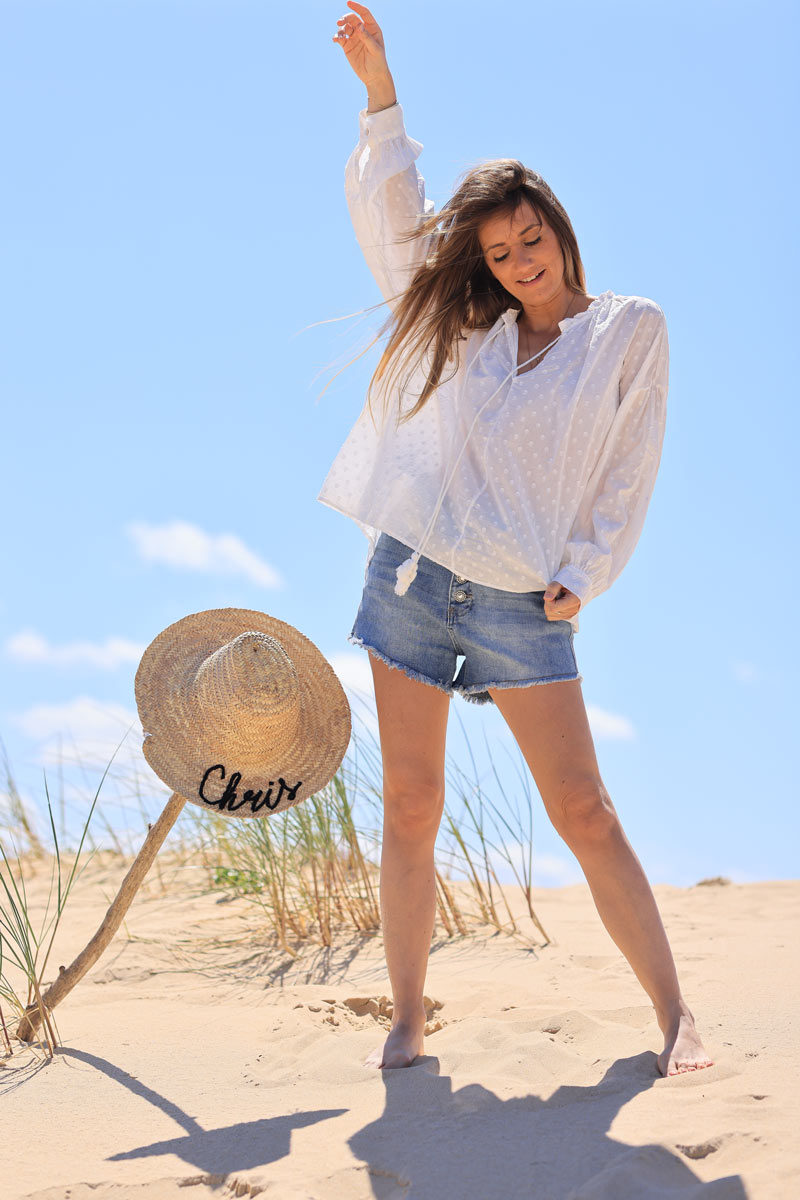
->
xmin=134 ymin=608 xmax=351 ymax=818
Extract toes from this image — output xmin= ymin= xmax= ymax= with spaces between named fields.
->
xmin=667 ymin=1057 xmax=714 ymax=1075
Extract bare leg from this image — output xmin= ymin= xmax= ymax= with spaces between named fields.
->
xmin=364 ymin=653 xmax=451 ymax=1069
xmin=489 ymin=679 xmax=714 ymax=1076
xmin=562 ymin=808 xmax=713 ymax=1075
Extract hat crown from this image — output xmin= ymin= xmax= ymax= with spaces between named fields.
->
xmin=135 ymin=607 xmax=351 ymax=819
xmin=192 ymin=632 xmax=300 ymax=757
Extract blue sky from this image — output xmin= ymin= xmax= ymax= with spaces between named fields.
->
xmin=1 ymin=0 xmax=797 ymax=885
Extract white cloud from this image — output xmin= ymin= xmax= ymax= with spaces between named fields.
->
xmin=532 ymin=852 xmax=583 ymax=887
xmin=127 ymin=519 xmax=283 ymax=588
xmin=463 ymin=840 xmax=582 ymax=889
xmin=328 ymin=650 xmax=374 ymax=701
xmin=496 ymin=699 xmax=636 ymax=741
xmin=9 ymin=698 xmax=171 ymax=847
xmin=14 ymin=696 xmax=140 ymax=742
xmin=5 ymin=631 xmax=145 ymax=669
xmin=586 ymin=704 xmax=636 ymax=740
xmin=327 ymin=649 xmax=379 ymax=737
xmin=322 ymin=656 xmax=637 ymax=750
xmin=13 ymin=696 xmax=145 ymax=770
xmin=490 ymin=843 xmax=582 ymax=890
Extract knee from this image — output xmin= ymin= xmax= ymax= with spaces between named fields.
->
xmin=383 ymin=777 xmax=445 ymax=842
xmin=551 ymin=779 xmax=620 ymax=847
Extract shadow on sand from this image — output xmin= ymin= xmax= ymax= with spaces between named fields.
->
xmin=347 ymin=1053 xmax=748 ymax=1199
xmin=62 ymin=1047 xmax=345 ymax=1175
xmin=57 ymin=1045 xmax=747 ymax=1198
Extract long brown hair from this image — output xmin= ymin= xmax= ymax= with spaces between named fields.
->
xmin=367 ymin=159 xmax=587 ymax=428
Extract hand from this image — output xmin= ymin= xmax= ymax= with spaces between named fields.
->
xmin=333 ymin=2 xmax=392 ymax=88
xmin=543 ymin=581 xmax=581 ymax=622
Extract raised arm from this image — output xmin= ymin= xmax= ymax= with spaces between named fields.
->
xmin=333 ymin=1 xmax=397 ymax=113
xmin=333 ymin=2 xmax=435 ymax=307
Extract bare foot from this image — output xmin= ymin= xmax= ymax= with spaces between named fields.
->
xmin=364 ymin=1020 xmax=425 ymax=1069
xmin=657 ymin=1005 xmax=714 ymax=1077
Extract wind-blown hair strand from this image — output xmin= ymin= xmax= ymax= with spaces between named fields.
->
xmin=366 ymin=158 xmax=587 ymax=429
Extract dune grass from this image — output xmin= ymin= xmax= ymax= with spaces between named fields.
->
xmin=0 ymin=746 xmax=107 ymax=1057
xmin=1 ymin=700 xmax=551 ymax=1055
xmin=187 ymin=701 xmax=551 ymax=953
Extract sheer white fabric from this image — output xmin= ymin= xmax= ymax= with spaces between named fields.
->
xmin=316 ymin=102 xmax=669 ymax=633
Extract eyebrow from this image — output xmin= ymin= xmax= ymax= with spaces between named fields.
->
xmin=483 ymin=222 xmax=541 ymax=252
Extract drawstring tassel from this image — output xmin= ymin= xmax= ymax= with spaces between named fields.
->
xmin=394 ymin=551 xmax=420 ymax=596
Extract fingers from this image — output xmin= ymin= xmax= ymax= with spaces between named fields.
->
xmin=343 ymin=1 xmax=380 ymax=38
xmin=333 ymin=11 xmax=366 ymax=42
xmin=332 ymin=13 xmax=363 ymax=48
xmin=347 ymin=0 xmax=377 ymax=23
xmin=543 ymin=583 xmax=580 ymax=621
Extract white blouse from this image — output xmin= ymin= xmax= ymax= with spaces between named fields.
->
xmin=316 ymin=102 xmax=669 ymax=633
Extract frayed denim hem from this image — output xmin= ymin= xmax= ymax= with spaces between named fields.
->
xmin=454 ymin=671 xmax=584 ymax=706
xmin=347 ymin=633 xmax=455 ymax=699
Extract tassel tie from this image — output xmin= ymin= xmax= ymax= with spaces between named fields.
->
xmin=394 ymin=550 xmax=421 ymax=596
xmin=393 ymin=321 xmax=563 ymax=599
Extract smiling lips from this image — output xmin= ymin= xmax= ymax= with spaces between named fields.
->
xmin=518 ymin=269 xmax=544 ymax=285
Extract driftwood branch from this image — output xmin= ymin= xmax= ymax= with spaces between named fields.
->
xmin=16 ymin=791 xmax=187 ymax=1043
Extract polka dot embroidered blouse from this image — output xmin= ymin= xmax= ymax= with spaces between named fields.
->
xmin=317 ymin=102 xmax=669 ymax=633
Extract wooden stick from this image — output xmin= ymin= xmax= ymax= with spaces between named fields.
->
xmin=16 ymin=792 xmax=186 ymax=1043
xmin=0 ymin=1001 xmax=13 ymax=1055
xmin=30 ymin=975 xmax=56 ymax=1057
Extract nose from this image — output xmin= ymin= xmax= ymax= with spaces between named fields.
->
xmin=512 ymin=250 xmax=537 ymax=275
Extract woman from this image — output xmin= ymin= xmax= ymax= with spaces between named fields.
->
xmin=321 ymin=1 xmax=713 ymax=1077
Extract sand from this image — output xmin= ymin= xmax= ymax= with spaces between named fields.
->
xmin=2 ymin=854 xmax=797 ymax=1200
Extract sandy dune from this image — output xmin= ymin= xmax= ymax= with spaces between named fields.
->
xmin=2 ymin=856 xmax=797 ymax=1199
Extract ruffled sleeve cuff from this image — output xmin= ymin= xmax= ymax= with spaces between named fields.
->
xmin=552 ymin=564 xmax=594 ymax=608
xmin=358 ymin=101 xmax=407 ymax=143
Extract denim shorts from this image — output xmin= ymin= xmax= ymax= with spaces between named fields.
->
xmin=348 ymin=533 xmax=582 ymax=706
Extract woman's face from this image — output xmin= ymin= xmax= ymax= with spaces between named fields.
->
xmin=477 ymin=200 xmax=568 ymax=306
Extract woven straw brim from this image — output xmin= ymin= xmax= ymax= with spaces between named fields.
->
xmin=134 ymin=608 xmax=351 ymax=818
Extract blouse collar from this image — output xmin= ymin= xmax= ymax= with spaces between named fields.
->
xmin=500 ymin=289 xmax=615 ymax=332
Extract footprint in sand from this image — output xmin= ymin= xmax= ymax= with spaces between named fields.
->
xmin=677 ymin=1132 xmax=761 ymax=1160
xmin=344 ymin=994 xmax=446 ymax=1036
xmin=532 ymin=1009 xmax=601 ymax=1044
xmin=294 ymin=997 xmax=341 ymax=1026
xmin=293 ymin=994 xmax=445 ymax=1035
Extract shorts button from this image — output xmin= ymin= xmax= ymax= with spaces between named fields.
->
xmin=454 ymin=575 xmax=467 ymax=584
xmin=454 ymin=589 xmax=467 ymax=603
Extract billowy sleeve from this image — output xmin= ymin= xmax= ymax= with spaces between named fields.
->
xmin=345 ymin=102 xmax=436 ymax=310
xmin=553 ymin=301 xmax=669 ymax=609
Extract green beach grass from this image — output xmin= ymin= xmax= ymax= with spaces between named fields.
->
xmin=1 ymin=703 xmax=550 ymax=1056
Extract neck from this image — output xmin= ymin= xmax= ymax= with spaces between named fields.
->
xmin=519 ymin=284 xmax=579 ymax=334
